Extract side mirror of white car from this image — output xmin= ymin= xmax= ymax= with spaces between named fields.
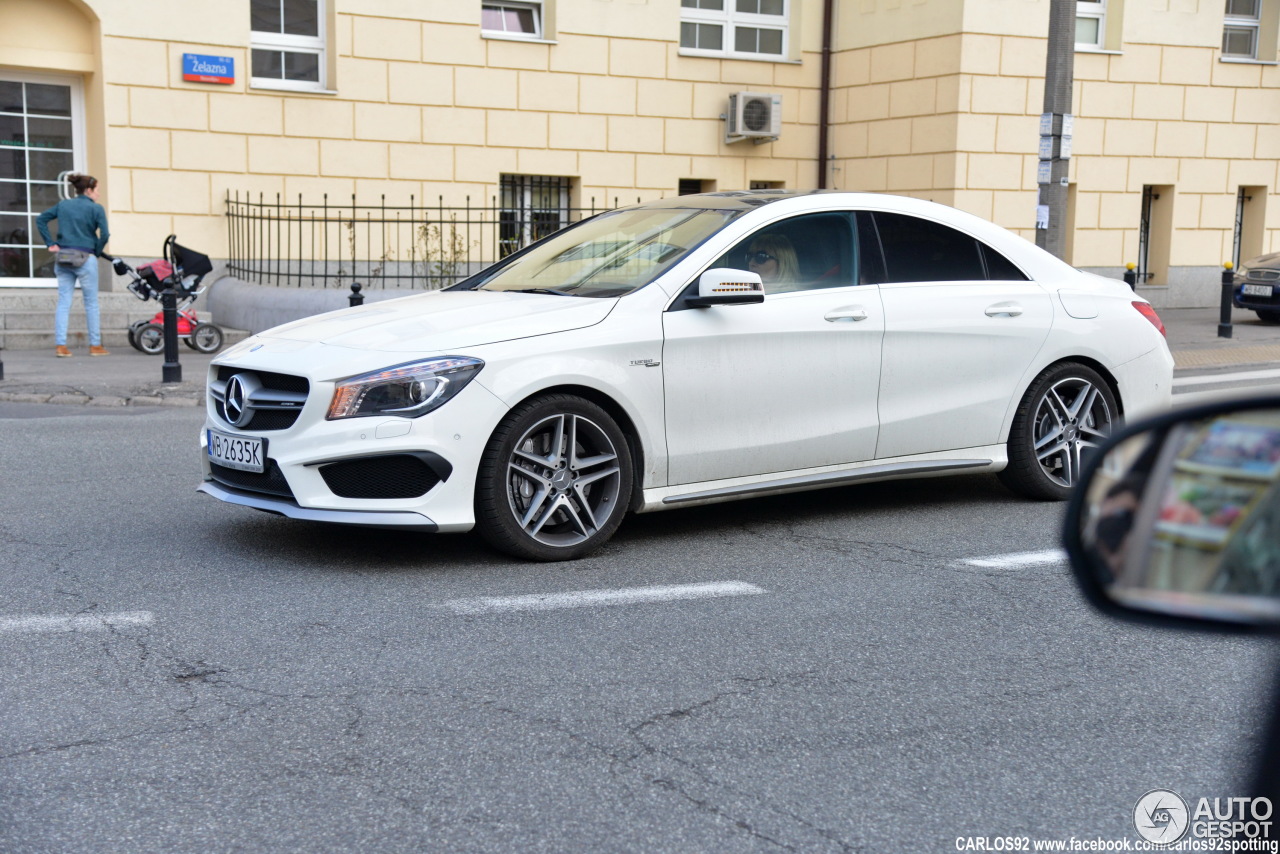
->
xmin=687 ymin=269 xmax=766 ymax=308
xmin=1064 ymin=396 xmax=1280 ymax=632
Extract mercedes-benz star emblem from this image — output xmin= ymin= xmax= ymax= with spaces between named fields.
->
xmin=225 ymin=374 xmax=251 ymax=427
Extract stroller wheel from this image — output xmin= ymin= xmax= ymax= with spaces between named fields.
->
xmin=127 ymin=319 xmax=149 ymax=352
xmin=136 ymin=323 xmax=165 ymax=355
xmin=188 ymin=322 xmax=224 ymax=354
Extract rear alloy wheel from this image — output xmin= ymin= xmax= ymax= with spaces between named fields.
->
xmin=999 ymin=362 xmax=1117 ymax=501
xmin=476 ymin=394 xmax=632 ymax=561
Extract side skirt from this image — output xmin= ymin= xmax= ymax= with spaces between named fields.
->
xmin=639 ymin=447 xmax=1007 ymax=512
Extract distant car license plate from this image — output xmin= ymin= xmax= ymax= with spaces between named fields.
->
xmin=207 ymin=429 xmax=265 ymax=473
xmin=1243 ymin=284 xmax=1273 ymax=297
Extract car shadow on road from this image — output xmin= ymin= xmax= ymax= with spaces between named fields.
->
xmin=613 ymin=473 xmax=1025 ymax=549
xmin=201 ymin=474 xmax=1028 ymax=572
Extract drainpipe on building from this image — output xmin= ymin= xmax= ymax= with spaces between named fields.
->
xmin=817 ymin=0 xmax=834 ymax=189
xmin=1036 ymin=0 xmax=1075 ymax=260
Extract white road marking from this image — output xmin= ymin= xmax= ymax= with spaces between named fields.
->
xmin=1172 ymin=368 xmax=1280 ymax=388
xmin=441 ymin=581 xmax=767 ymax=615
xmin=961 ymin=550 xmax=1067 ymax=569
xmin=0 ymin=611 xmax=154 ymax=634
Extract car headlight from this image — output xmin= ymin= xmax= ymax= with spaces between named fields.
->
xmin=327 ymin=356 xmax=484 ymax=420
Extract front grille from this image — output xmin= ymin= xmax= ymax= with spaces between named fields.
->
xmin=209 ymin=460 xmax=295 ymax=498
xmin=1248 ymin=270 xmax=1280 ymax=281
xmin=319 ymin=454 xmax=442 ymax=499
xmin=211 ymin=367 xmax=310 ymax=431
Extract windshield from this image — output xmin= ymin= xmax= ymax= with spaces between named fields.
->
xmin=475 ymin=208 xmax=737 ymax=298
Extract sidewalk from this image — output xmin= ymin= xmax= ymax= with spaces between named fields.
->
xmin=0 ymin=305 xmax=1278 ymax=408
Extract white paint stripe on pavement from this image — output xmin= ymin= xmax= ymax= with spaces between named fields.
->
xmin=441 ymin=581 xmax=766 ymax=615
xmin=1173 ymin=368 xmax=1280 ymax=387
xmin=0 ymin=611 xmax=154 ymax=634
xmin=962 ymin=550 xmax=1067 ymax=569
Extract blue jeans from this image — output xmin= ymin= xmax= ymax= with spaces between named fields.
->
xmin=54 ymin=256 xmax=100 ymax=347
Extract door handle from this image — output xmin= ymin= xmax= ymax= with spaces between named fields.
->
xmin=985 ymin=302 xmax=1023 ymax=317
xmin=825 ymin=308 xmax=868 ymax=322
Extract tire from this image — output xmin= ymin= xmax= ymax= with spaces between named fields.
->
xmin=135 ymin=323 xmax=164 ymax=355
xmin=187 ymin=322 xmax=224 ymax=353
xmin=998 ymin=362 xmax=1118 ymax=501
xmin=127 ymin=319 xmax=149 ymax=352
xmin=475 ymin=394 xmax=633 ymax=561
xmin=1256 ymin=310 xmax=1280 ymax=325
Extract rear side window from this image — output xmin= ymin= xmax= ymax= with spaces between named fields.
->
xmin=980 ymin=242 xmax=1029 ymax=281
xmin=870 ymin=212 xmax=986 ymax=283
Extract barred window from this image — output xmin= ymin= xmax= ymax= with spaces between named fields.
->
xmin=499 ymin=175 xmax=571 ymax=258
xmin=680 ymin=0 xmax=788 ymax=60
xmin=251 ymin=0 xmax=326 ymax=91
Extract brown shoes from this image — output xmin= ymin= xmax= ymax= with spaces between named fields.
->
xmin=89 ymin=346 xmax=110 ymax=357
xmin=55 ymin=345 xmax=72 ymax=358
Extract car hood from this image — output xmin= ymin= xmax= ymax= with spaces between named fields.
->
xmin=1242 ymin=251 xmax=1280 ymax=269
xmin=255 ymin=289 xmax=617 ymax=352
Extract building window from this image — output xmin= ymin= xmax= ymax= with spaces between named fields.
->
xmin=0 ymin=74 xmax=84 ymax=287
xmin=251 ymin=0 xmax=326 ymax=91
xmin=680 ymin=0 xmax=788 ymax=60
xmin=1223 ymin=0 xmax=1261 ymax=58
xmin=499 ymin=175 xmax=570 ymax=258
xmin=1076 ymin=0 xmax=1107 ymax=49
xmin=482 ymin=1 xmax=544 ymax=39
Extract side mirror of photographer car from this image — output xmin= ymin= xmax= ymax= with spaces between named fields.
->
xmin=1064 ymin=396 xmax=1280 ymax=631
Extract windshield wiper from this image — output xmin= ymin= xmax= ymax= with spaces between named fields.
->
xmin=503 ymin=288 xmax=579 ymax=297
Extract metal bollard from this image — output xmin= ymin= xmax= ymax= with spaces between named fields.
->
xmin=1218 ymin=262 xmax=1234 ymax=340
xmin=349 ymin=282 xmax=364 ymax=307
xmin=161 ymin=287 xmax=182 ymax=383
xmin=1123 ymin=262 xmax=1137 ymax=290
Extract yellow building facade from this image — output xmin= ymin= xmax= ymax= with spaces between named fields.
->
xmin=2 ymin=0 xmax=1277 ymax=307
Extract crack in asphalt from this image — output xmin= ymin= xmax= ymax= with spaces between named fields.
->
xmin=478 ymin=673 xmax=862 ymax=852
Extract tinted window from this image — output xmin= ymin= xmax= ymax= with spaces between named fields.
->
xmin=980 ymin=242 xmax=1029 ymax=280
xmin=872 ymin=212 xmax=986 ymax=283
xmin=713 ymin=212 xmax=855 ymax=293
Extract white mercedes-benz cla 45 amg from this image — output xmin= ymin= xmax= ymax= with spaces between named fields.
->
xmin=199 ymin=191 xmax=1173 ymax=560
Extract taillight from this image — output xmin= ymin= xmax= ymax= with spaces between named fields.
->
xmin=1132 ymin=301 xmax=1165 ymax=336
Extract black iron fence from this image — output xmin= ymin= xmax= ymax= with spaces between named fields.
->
xmin=225 ymin=192 xmax=639 ymax=290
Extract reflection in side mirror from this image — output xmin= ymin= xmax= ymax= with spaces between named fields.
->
xmin=687 ymin=269 xmax=766 ymax=307
xmin=1066 ymin=399 xmax=1280 ymax=628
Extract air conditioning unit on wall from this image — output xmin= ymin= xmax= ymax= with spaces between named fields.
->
xmin=724 ymin=92 xmax=781 ymax=145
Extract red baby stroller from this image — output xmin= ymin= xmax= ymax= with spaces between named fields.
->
xmin=110 ymin=235 xmax=224 ymax=354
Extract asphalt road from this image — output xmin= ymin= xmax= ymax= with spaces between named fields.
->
xmin=1 ymin=403 xmax=1275 ymax=853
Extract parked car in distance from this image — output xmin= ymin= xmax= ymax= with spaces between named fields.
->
xmin=1062 ymin=395 xmax=1280 ymax=804
xmin=198 ymin=191 xmax=1174 ymax=560
xmin=1234 ymin=252 xmax=1280 ymax=323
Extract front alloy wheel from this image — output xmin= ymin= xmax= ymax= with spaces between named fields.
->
xmin=476 ymin=395 xmax=632 ymax=560
xmin=1000 ymin=362 xmax=1117 ymax=500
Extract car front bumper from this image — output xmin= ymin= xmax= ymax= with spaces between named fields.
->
xmin=200 ymin=362 xmax=511 ymax=534
xmin=197 ymin=481 xmax=439 ymax=531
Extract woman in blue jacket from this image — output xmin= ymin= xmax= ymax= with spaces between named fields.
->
xmin=36 ymin=173 xmax=111 ymax=357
